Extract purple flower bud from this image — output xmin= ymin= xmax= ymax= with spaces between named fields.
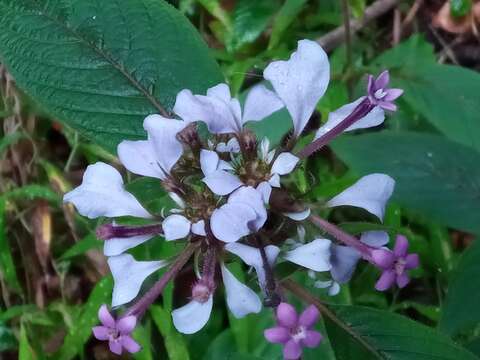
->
xmin=367 ymin=70 xmax=404 ymax=112
xmin=92 ymin=304 xmax=141 ymax=355
xmin=372 ymin=235 xmax=419 ymax=291
xmin=264 ymin=303 xmax=323 ymax=360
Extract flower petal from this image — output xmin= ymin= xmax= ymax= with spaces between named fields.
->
xmin=360 ymin=231 xmax=389 ymax=248
xmin=104 ymin=234 xmax=154 ymax=257
xmin=120 ymin=335 xmax=141 ymax=353
xmin=242 ymin=84 xmax=283 ymax=124
xmin=202 ymin=170 xmax=243 ymax=196
xmin=143 ymin=115 xmax=186 ymax=175
xmin=327 ymin=173 xmax=395 ymax=221
xmin=200 ymin=149 xmax=220 ymax=176
xmin=173 ymin=89 xmax=240 ymax=134
xmin=191 ymin=220 xmax=206 ymax=236
xmin=284 ymin=208 xmax=311 ymax=221
xmin=228 ymin=186 xmax=267 ymax=231
xmin=394 ymin=235 xmax=409 ymax=257
xmin=277 ymin=302 xmax=298 ymax=328
xmin=163 ymin=214 xmax=191 ymax=241
xmin=396 ymin=273 xmax=410 ymax=288
xmin=217 ymin=138 xmax=241 ymax=153
xmin=257 ymin=181 xmax=272 ymax=204
xmin=109 ymin=340 xmax=123 ymax=355
xmin=92 ymin=326 xmax=110 ymax=340
xmin=172 ymin=296 xmax=213 ymax=334
xmin=264 ymin=39 xmax=330 ymax=138
xmin=372 ymin=249 xmax=396 ymax=270
xmin=284 ymin=339 xmax=302 ymax=360
xmin=271 ymin=152 xmax=299 ymax=176
xmin=221 ymin=264 xmax=262 ymax=318
xmin=206 ymin=83 xmax=231 ymax=102
xmin=117 ymin=316 xmax=137 ymax=334
xmin=384 ymin=88 xmax=403 ymax=101
xmin=302 ymin=330 xmax=323 ymax=348
xmin=108 ymin=254 xmax=167 ymax=306
xmin=375 ymin=70 xmax=390 ymax=89
xmin=375 ymin=269 xmax=396 ymax=291
xmin=63 ymin=162 xmax=151 ymax=219
xmin=284 ymin=239 xmax=332 ymax=272
xmin=264 ymin=327 xmax=290 ymax=344
xmin=98 ymin=304 xmax=115 ymax=328
xmin=314 ymin=97 xmax=385 ymax=140
xmin=330 ymin=244 xmax=361 ymax=283
xmin=298 ymin=305 xmax=319 ymax=328
xmin=405 ymin=254 xmax=419 ymax=270
xmin=269 ymin=173 xmax=281 ymax=187
xmin=117 ymin=140 xmax=166 ymax=179
xmin=211 ymin=203 xmax=257 ymax=243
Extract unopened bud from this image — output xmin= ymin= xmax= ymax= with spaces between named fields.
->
xmin=192 ymin=282 xmax=211 ymax=303
xmin=177 ymin=123 xmax=201 ymax=150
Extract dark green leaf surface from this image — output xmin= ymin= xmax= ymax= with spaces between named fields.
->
xmin=332 ymin=132 xmax=480 ymax=234
xmin=0 ymin=0 xmax=223 ymax=153
xmin=439 ymin=239 xmax=480 ymax=336
xmin=326 ymin=305 xmax=477 ymax=359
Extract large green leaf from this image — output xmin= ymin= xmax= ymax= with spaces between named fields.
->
xmin=439 ymin=239 xmax=480 ymax=337
xmin=326 ymin=305 xmax=477 ymax=359
xmin=0 ymin=0 xmax=223 ymax=152
xmin=332 ymin=132 xmax=480 ymax=234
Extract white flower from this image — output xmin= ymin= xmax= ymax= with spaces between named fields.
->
xmin=327 ymin=173 xmax=395 ymax=221
xmin=200 ymin=149 xmax=243 ymax=196
xmin=210 ymin=186 xmax=267 ymax=243
xmin=283 ymin=239 xmax=332 ymax=272
xmin=173 ymin=83 xmax=283 ymax=134
xmin=264 ymin=39 xmax=330 ymax=138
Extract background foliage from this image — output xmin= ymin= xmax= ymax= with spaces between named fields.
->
xmin=1 ymin=0 xmax=480 ymax=359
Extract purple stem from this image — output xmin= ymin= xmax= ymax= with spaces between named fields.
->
xmin=297 ymin=97 xmax=374 ymax=159
xmin=125 ymin=242 xmax=199 ymax=318
xmin=309 ymin=214 xmax=372 ymax=260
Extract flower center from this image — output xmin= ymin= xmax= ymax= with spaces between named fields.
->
xmin=192 ymin=282 xmax=211 ymax=303
xmin=374 ymin=88 xmax=387 ymax=99
xmin=108 ymin=328 xmax=120 ymax=340
xmin=394 ymin=258 xmax=406 ymax=275
xmin=291 ymin=325 xmax=307 ymax=342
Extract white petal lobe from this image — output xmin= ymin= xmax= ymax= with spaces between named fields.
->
xmin=271 ymin=152 xmax=299 ymax=175
xmin=284 ymin=239 xmax=332 ymax=272
xmin=242 ymin=84 xmax=284 ymax=124
xmin=104 ymin=234 xmax=154 ymax=257
xmin=172 ymin=296 xmax=213 ymax=334
xmin=163 ymin=215 xmax=191 ymax=240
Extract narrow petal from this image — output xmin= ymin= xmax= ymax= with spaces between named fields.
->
xmin=330 ymin=244 xmax=361 ymax=283
xmin=117 ymin=316 xmax=137 ymax=334
xmin=277 ymin=303 xmax=298 ymax=328
xmin=396 ymin=273 xmax=410 ymax=288
xmin=298 ymin=305 xmax=319 ymax=328
xmin=284 ymin=239 xmax=332 ymax=272
xmin=191 ymin=220 xmax=206 ymax=236
xmin=394 ymin=235 xmax=409 ymax=257
xmin=327 ymin=173 xmax=395 ymax=221
xmin=375 ymin=70 xmax=390 ymax=89
xmin=120 ymin=335 xmax=141 ymax=353
xmin=173 ymin=89 xmax=240 ymax=134
xmin=257 ymin=181 xmax=272 ymax=204
xmin=108 ymin=254 xmax=167 ymax=307
xmin=269 ymin=173 xmax=281 ymax=187
xmin=63 ymin=162 xmax=151 ymax=219
xmin=314 ymin=97 xmax=385 ymax=140
xmin=118 ymin=140 xmax=165 ymax=179
xmin=264 ymin=327 xmax=290 ymax=344
xmin=92 ymin=326 xmax=110 ymax=341
xmin=360 ymin=231 xmax=389 ymax=248
xmin=405 ymin=254 xmax=419 ymax=270
xmin=217 ymin=138 xmax=240 ymax=153
xmin=371 ymin=249 xmax=396 ymax=270
xmin=104 ymin=234 xmax=154 ymax=257
xmin=375 ymin=269 xmax=396 ymax=291
xmin=98 ymin=304 xmax=115 ymax=328
xmin=384 ymin=88 xmax=403 ymax=101
xmin=211 ymin=203 xmax=257 ymax=243
xmin=200 ymin=149 xmax=220 ymax=176
xmin=264 ymin=39 xmax=330 ymax=138
xmin=378 ymin=101 xmax=397 ymax=112
xmin=202 ymin=170 xmax=243 ymax=196
xmin=242 ymin=84 xmax=283 ymax=124
xmin=221 ymin=264 xmax=262 ymax=318
xmin=367 ymin=74 xmax=375 ymax=94
xmin=143 ymin=115 xmax=186 ymax=175
xmin=271 ymin=152 xmax=299 ymax=176
xmin=163 ymin=214 xmax=191 ymax=241
xmin=283 ymin=339 xmax=302 ymax=360
xmin=302 ymin=330 xmax=323 ymax=348
xmin=172 ymin=296 xmax=213 ymax=334
xmin=109 ymin=340 xmax=123 ymax=355
xmin=284 ymin=208 xmax=311 ymax=221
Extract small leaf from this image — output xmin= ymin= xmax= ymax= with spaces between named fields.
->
xmin=450 ymin=0 xmax=472 ymax=18
xmin=2 ymin=185 xmax=60 ymax=204
xmin=0 ymin=198 xmax=22 ymax=293
xmin=19 ymin=324 xmax=36 ymax=360
xmin=59 ymin=234 xmax=102 ymax=261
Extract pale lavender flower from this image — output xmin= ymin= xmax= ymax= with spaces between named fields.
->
xmin=367 ymin=70 xmax=404 ymax=112
xmin=92 ymin=305 xmax=140 ymax=355
xmin=372 ymin=235 xmax=420 ymax=291
xmin=265 ymin=303 xmax=323 ymax=360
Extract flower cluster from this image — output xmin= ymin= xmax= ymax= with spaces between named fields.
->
xmin=64 ymin=39 xmax=417 ymax=358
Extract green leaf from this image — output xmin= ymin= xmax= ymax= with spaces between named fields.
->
xmin=332 ymin=132 xmax=480 ymax=234
xmin=0 ymin=0 xmax=223 ymax=153
xmin=132 ymin=320 xmax=153 ymax=360
xmin=58 ymin=234 xmax=102 ymax=261
xmin=0 ymin=321 xmax=16 ymax=352
xmin=326 ymin=305 xmax=477 ymax=359
xmin=55 ymin=276 xmax=113 ymax=360
xmin=439 ymin=239 xmax=480 ymax=336
xmin=1 ymin=185 xmax=60 ymax=203
xmin=19 ymin=324 xmax=36 ymax=360
xmin=125 ymin=177 xmax=170 ymax=215
xmin=150 ymin=305 xmax=190 ymax=360
xmin=0 ymin=198 xmax=22 ymax=293
xmin=450 ymin=0 xmax=472 ymax=17
xmin=268 ymin=0 xmax=307 ymax=50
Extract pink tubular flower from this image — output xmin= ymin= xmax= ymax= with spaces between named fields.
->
xmin=367 ymin=70 xmax=404 ymax=111
xmin=92 ymin=305 xmax=141 ymax=355
xmin=264 ymin=303 xmax=322 ymax=360
xmin=372 ymin=235 xmax=420 ymax=291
